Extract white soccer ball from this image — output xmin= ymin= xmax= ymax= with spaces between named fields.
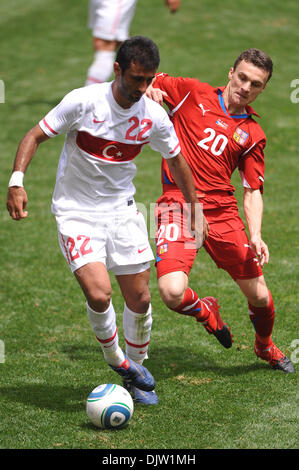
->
xmin=86 ymin=383 xmax=134 ymax=429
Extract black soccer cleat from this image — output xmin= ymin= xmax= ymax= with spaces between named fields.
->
xmin=254 ymin=341 xmax=296 ymax=373
xmin=271 ymin=355 xmax=296 ymax=373
xmin=213 ymin=323 xmax=234 ymax=349
xmin=199 ymin=297 xmax=233 ymax=349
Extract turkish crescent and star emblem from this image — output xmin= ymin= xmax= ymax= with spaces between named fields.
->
xmin=76 ymin=131 xmax=148 ymax=162
xmin=102 ymin=144 xmax=123 ymax=160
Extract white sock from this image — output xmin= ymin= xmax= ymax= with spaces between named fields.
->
xmin=86 ymin=301 xmax=125 ymax=367
xmin=85 ymin=50 xmax=115 ymax=85
xmin=123 ymin=303 xmax=153 ymax=365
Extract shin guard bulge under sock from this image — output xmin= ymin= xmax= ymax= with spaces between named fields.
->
xmin=123 ymin=303 xmax=153 ymax=365
xmin=248 ymin=290 xmax=275 ymax=343
xmin=86 ymin=301 xmax=124 ymax=366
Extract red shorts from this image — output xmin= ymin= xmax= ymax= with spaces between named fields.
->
xmin=155 ymin=191 xmax=263 ymax=280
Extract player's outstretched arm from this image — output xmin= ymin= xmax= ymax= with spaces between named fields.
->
xmin=7 ymin=125 xmax=49 ymax=221
xmin=167 ymin=152 xmax=197 ymax=204
xmin=243 ymin=187 xmax=269 ymax=267
xmin=146 ymin=81 xmax=167 ymax=107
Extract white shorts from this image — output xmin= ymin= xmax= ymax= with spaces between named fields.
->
xmin=88 ymin=0 xmax=138 ymax=42
xmin=56 ymin=199 xmax=154 ymax=275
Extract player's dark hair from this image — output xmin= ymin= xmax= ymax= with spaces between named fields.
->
xmin=116 ymin=36 xmax=160 ymax=73
xmin=233 ymin=48 xmax=273 ymax=82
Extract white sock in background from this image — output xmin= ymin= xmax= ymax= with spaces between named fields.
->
xmin=85 ymin=50 xmax=115 ymax=85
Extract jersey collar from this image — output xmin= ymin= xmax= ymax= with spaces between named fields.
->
xmin=217 ymin=87 xmax=260 ymax=119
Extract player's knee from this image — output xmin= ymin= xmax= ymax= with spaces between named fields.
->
xmin=159 ymin=282 xmax=185 ymax=310
xmin=128 ymin=288 xmax=151 ymax=313
xmin=87 ymin=288 xmax=112 ymax=313
xmin=247 ymin=285 xmax=269 ymax=307
xmin=237 ymin=275 xmax=269 ymax=307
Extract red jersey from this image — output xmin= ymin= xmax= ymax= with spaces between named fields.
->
xmin=153 ymin=73 xmax=266 ymax=194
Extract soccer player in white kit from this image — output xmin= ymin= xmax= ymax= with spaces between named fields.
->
xmin=7 ymin=36 xmax=202 ymax=405
xmin=86 ymin=0 xmax=181 ymax=85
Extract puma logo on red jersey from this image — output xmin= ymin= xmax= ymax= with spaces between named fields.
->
xmin=198 ymin=103 xmax=210 ymax=116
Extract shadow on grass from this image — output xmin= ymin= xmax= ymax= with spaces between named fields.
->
xmin=61 ymin=342 xmax=269 ymax=378
xmin=148 ymin=345 xmax=269 ymax=379
xmin=61 ymin=343 xmax=100 ymax=361
xmin=0 ymin=344 xmax=271 ymax=415
xmin=0 ymin=383 xmax=89 ymax=413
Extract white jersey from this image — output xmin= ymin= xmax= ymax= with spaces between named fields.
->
xmin=39 ymin=82 xmax=180 ymax=216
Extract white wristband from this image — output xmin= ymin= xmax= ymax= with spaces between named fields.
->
xmin=8 ymin=171 xmax=24 ymax=187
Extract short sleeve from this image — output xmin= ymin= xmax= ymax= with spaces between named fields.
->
xmin=39 ymin=88 xmax=86 ymax=137
xmin=238 ymin=138 xmax=266 ymax=193
xmin=149 ymin=112 xmax=180 ymax=159
xmin=153 ymin=73 xmax=198 ymax=112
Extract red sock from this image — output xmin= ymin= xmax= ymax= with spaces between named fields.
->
xmin=171 ymin=287 xmax=208 ymax=322
xmin=248 ymin=290 xmax=275 ymax=344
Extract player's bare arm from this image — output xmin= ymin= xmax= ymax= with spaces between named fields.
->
xmin=7 ymin=124 xmax=49 ymax=221
xmin=146 ymin=80 xmax=167 ymax=106
xmin=243 ymin=187 xmax=269 ymax=267
xmin=167 ymin=152 xmax=210 ymax=245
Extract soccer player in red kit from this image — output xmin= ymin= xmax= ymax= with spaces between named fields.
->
xmin=149 ymin=48 xmax=295 ymax=372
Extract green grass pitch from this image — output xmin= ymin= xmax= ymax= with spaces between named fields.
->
xmin=0 ymin=0 xmax=298 ymax=452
